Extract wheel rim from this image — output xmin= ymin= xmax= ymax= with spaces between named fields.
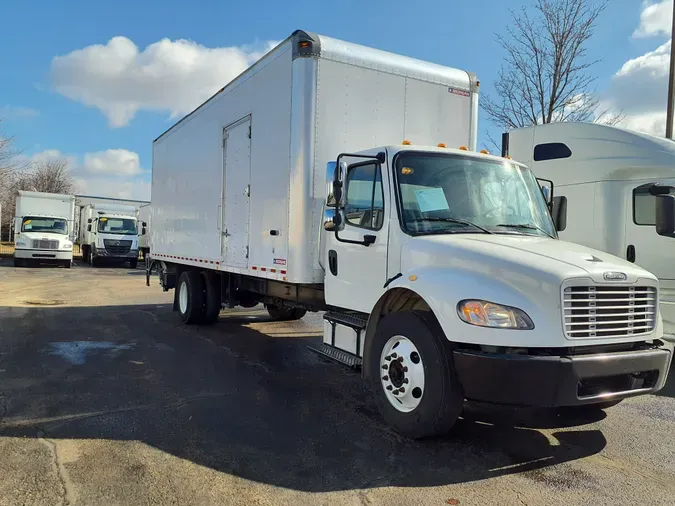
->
xmin=380 ymin=335 xmax=425 ymax=413
xmin=179 ymin=280 xmax=188 ymax=314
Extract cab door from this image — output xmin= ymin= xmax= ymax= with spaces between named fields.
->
xmin=323 ymin=159 xmax=390 ymax=313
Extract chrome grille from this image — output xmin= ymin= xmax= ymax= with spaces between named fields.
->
xmin=103 ymin=239 xmax=132 ymax=256
xmin=563 ymin=286 xmax=657 ymax=339
xmin=32 ymin=239 xmax=59 ymax=250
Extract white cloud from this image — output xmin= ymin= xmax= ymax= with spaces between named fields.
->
xmin=74 ymin=177 xmax=150 ymax=201
xmin=633 ymin=1 xmax=673 ymax=38
xmin=602 ymin=40 xmax=670 ymax=136
xmin=82 ymin=149 xmax=141 ymax=176
xmin=51 ymin=36 xmax=278 ymax=127
xmin=23 ymin=148 xmax=148 ymax=200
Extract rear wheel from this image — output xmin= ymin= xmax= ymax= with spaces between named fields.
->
xmin=366 ymin=311 xmax=464 ymax=439
xmin=177 ymin=271 xmax=205 ymax=324
xmin=201 ymin=271 xmax=222 ymax=325
xmin=266 ymin=304 xmax=307 ymax=321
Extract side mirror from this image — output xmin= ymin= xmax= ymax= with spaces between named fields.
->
xmin=87 ymin=218 xmax=92 ymax=224
xmin=142 ymin=221 xmax=147 ymax=227
xmin=87 ymin=224 xmax=92 ymax=232
xmin=552 ymin=196 xmax=567 ymax=232
xmin=325 ymin=160 xmax=348 ymax=207
xmin=142 ymin=227 xmax=147 ymax=236
xmin=656 ymin=194 xmax=675 ymax=237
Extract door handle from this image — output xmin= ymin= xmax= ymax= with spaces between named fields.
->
xmin=627 ymin=244 xmax=636 ymax=263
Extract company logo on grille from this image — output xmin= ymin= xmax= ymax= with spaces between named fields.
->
xmin=603 ymin=271 xmax=627 ymax=281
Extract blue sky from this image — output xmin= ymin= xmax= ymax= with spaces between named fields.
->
xmin=0 ymin=0 xmax=671 ymax=200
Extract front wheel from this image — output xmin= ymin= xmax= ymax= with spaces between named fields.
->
xmin=13 ymin=257 xmax=23 ymax=268
xmin=366 ymin=311 xmax=464 ymax=439
xmin=129 ymin=258 xmax=138 ymax=269
xmin=63 ymin=260 xmax=72 ymax=269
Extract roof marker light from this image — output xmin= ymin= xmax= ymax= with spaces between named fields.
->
xmin=459 ymin=146 xmax=469 ymax=151
xmin=480 ymin=149 xmax=489 ymax=154
xmin=437 ymin=143 xmax=447 ymax=148
xmin=402 ymin=140 xmax=412 ymax=145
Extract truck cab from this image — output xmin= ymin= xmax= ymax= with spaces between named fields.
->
xmin=320 ymin=143 xmax=672 ymax=437
xmin=80 ymin=204 xmax=142 ymax=268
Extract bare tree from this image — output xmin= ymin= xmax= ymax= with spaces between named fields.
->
xmin=23 ymin=157 xmax=75 ymax=194
xmin=482 ymin=0 xmax=623 ymax=134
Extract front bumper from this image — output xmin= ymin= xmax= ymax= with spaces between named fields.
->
xmin=453 ymin=342 xmax=673 ymax=407
xmin=96 ymin=248 xmax=138 ymax=259
xmin=14 ymin=249 xmax=73 ymax=261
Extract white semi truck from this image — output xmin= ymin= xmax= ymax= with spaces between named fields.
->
xmin=503 ymin=123 xmax=675 ymax=341
xmin=147 ymin=30 xmax=673 ymax=438
xmin=13 ymin=190 xmax=75 ymax=268
xmin=79 ymin=203 xmax=142 ymax=268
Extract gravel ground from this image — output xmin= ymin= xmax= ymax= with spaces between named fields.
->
xmin=0 ymin=258 xmax=674 ymax=506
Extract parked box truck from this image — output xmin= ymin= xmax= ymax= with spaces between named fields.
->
xmin=79 ymin=203 xmax=142 ymax=268
xmin=502 ymin=123 xmax=675 ymax=341
xmin=147 ymin=30 xmax=673 ymax=438
xmin=13 ymin=190 xmax=75 ymax=268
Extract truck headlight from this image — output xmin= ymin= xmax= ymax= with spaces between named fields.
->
xmin=16 ymin=241 xmax=26 ymax=248
xmin=457 ymin=300 xmax=534 ymax=330
xmin=63 ymin=242 xmax=73 ymax=249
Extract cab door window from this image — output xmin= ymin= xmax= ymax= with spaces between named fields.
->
xmin=344 ymin=162 xmax=385 ymax=230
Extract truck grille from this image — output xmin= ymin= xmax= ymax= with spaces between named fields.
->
xmin=563 ymin=286 xmax=657 ymax=339
xmin=32 ymin=239 xmax=59 ymax=250
xmin=103 ymin=239 xmax=132 ymax=256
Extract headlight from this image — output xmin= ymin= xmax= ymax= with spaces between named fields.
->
xmin=63 ymin=242 xmax=73 ymax=249
xmin=16 ymin=241 xmax=26 ymax=247
xmin=457 ymin=300 xmax=534 ymax=330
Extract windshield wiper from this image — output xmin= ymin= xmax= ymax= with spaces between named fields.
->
xmin=496 ymin=223 xmax=553 ymax=238
xmin=412 ymin=217 xmax=493 ymax=234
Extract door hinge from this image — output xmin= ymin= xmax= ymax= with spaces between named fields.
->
xmin=245 ymin=246 xmax=249 ymax=259
xmin=248 ymin=125 xmax=252 ymax=138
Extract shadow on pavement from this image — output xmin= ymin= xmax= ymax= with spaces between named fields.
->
xmin=0 ymin=303 xmax=608 ymax=492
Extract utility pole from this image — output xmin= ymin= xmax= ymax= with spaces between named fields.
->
xmin=666 ymin=0 xmax=675 ymax=139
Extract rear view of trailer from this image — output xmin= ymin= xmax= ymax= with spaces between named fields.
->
xmin=151 ymin=30 xmax=478 ymax=285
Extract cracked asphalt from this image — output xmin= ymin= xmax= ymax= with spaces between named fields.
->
xmin=1 ymin=258 xmax=674 ymax=506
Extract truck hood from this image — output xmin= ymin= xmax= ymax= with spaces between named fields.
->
xmin=402 ymin=234 xmax=656 ymax=286
xmin=17 ymin=231 xmax=69 ymax=243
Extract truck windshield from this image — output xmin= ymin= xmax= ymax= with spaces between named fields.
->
xmin=395 ymin=152 xmax=556 ymax=238
xmin=97 ymin=217 xmax=137 ymax=235
xmin=21 ymin=217 xmax=68 ymax=234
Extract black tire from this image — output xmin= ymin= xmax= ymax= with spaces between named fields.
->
xmin=366 ymin=311 xmax=464 ymax=439
xmin=129 ymin=258 xmax=138 ymax=269
xmin=201 ymin=271 xmax=221 ymax=325
xmin=90 ymin=253 xmax=99 ymax=267
xmin=82 ymin=245 xmax=90 ymax=263
xmin=63 ymin=260 xmax=72 ymax=269
xmin=177 ymin=271 xmax=205 ymax=324
xmin=13 ymin=257 xmax=23 ymax=267
xmin=266 ymin=304 xmax=306 ymax=321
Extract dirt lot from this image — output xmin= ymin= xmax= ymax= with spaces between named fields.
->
xmin=0 ymin=258 xmax=674 ymax=506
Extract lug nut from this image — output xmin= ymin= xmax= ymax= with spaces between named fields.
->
xmin=403 ymin=378 xmax=409 ymax=384
xmin=385 ymin=355 xmax=392 ymax=361
xmin=398 ymin=356 xmax=404 ymax=362
xmin=403 ymin=366 xmax=408 ymax=372
xmin=386 ymin=385 xmax=393 ymax=391
xmin=382 ymin=376 xmax=389 ymax=381
xmin=391 ymin=353 xmax=397 ymax=359
xmin=399 ymin=387 xmax=405 ymax=393
xmin=393 ymin=389 xmax=399 ymax=395
xmin=382 ymin=364 xmax=388 ymax=370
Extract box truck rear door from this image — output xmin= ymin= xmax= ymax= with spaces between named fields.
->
xmin=222 ymin=116 xmax=252 ymax=268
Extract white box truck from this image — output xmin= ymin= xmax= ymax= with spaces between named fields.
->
xmin=502 ymin=123 xmax=675 ymax=342
xmin=13 ymin=190 xmax=75 ymax=268
xmin=147 ymin=30 xmax=673 ymax=438
xmin=79 ymin=202 xmax=141 ymax=268
xmin=138 ymin=203 xmax=151 ymax=260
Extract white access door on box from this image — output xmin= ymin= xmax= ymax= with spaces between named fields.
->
xmin=222 ymin=116 xmax=252 ymax=267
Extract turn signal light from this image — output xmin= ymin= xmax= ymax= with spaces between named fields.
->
xmin=402 ymin=140 xmax=412 ymax=145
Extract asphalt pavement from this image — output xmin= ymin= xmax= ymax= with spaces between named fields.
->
xmin=0 ymin=258 xmax=674 ymax=506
